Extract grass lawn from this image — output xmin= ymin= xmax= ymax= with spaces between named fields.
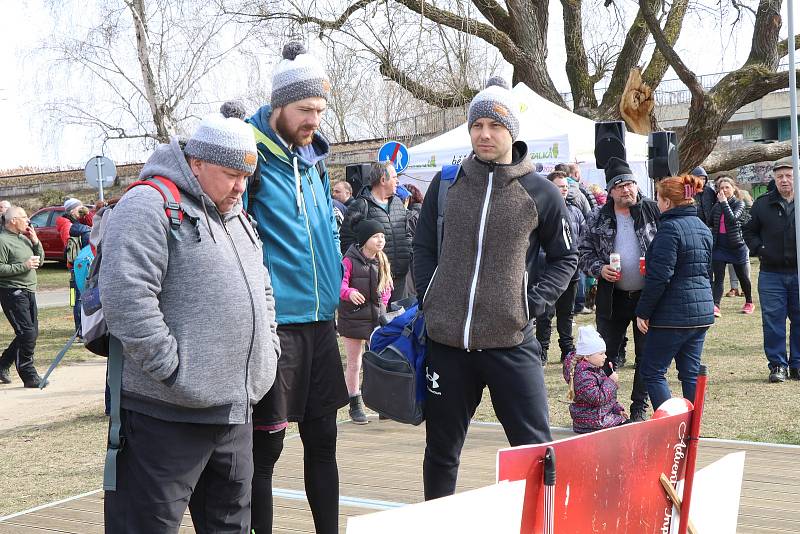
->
xmin=36 ymin=262 xmax=70 ymax=291
xmin=2 ymin=258 xmax=799 ymax=516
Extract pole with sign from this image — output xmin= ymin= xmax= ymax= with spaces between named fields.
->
xmin=84 ymin=156 xmax=117 ymax=202
xmin=378 ymin=141 xmax=410 ymax=173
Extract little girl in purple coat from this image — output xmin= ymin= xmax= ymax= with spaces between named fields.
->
xmin=563 ymin=326 xmax=627 ymax=434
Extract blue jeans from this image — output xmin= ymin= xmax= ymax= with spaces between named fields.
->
xmin=758 ymin=270 xmax=800 ymax=369
xmin=641 ymin=327 xmax=708 ymax=411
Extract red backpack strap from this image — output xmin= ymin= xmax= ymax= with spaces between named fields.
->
xmin=126 ymin=176 xmax=183 ymax=231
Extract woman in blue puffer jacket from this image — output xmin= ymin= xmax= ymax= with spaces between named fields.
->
xmin=635 ymin=174 xmax=714 ymax=412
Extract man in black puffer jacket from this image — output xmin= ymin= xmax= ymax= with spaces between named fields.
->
xmin=744 ymin=157 xmax=799 ymax=383
xmin=341 ymin=162 xmax=411 ymax=302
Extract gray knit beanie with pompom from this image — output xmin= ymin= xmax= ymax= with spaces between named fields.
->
xmin=270 ymin=41 xmax=331 ymax=109
xmin=184 ymin=101 xmax=257 ymax=174
xmin=467 ymin=76 xmax=521 ymax=140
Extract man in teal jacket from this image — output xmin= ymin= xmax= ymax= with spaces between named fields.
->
xmin=246 ymin=42 xmax=348 ymax=534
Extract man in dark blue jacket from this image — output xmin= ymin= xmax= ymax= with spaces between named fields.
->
xmin=744 ymin=157 xmax=799 ymax=383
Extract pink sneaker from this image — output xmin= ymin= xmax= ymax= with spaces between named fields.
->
xmin=742 ymin=302 xmax=755 ymax=314
xmin=713 ymin=306 xmax=721 ymax=317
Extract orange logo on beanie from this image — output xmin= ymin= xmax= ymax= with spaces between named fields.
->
xmin=244 ymin=153 xmax=257 ymax=166
xmin=492 ymin=104 xmax=509 ymax=117
xmin=322 ymin=80 xmax=331 ymax=93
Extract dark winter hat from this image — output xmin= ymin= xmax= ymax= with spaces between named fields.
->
xmin=184 ymin=102 xmax=257 ymax=174
xmin=467 ymin=77 xmax=521 ymax=141
xmin=271 ymin=42 xmax=331 ymax=109
xmin=356 ymin=219 xmax=384 ymax=246
xmin=773 ymin=157 xmax=793 ymax=171
xmin=690 ymin=166 xmax=708 ymax=178
xmin=605 ymin=157 xmax=635 ymax=190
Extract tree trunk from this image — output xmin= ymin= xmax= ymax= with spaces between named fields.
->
xmin=126 ymin=0 xmax=170 ymax=143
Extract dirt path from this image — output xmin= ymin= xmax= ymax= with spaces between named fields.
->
xmin=0 ymin=359 xmax=106 ymax=432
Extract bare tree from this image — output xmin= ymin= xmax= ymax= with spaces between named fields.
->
xmin=231 ymin=0 xmax=799 ymax=172
xmin=39 ymin=0 xmax=260 ymax=149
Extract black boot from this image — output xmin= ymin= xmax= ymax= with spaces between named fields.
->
xmin=22 ymin=371 xmax=48 ymax=389
xmin=0 ymin=365 xmax=11 ymax=384
xmin=348 ymin=394 xmax=368 ymax=424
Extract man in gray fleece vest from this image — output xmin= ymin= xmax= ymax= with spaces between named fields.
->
xmin=101 ymin=105 xmax=280 ymax=533
xmin=413 ymin=78 xmax=577 ymax=500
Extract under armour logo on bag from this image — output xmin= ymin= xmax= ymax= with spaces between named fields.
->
xmin=426 ymin=366 xmax=441 ymax=395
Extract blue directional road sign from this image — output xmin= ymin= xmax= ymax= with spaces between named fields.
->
xmin=378 ymin=141 xmax=409 ymax=173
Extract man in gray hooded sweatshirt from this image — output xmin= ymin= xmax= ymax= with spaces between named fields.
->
xmin=101 ymin=104 xmax=280 ymax=533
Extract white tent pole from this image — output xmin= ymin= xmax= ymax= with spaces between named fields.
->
xmin=788 ymin=0 xmax=800 ymax=302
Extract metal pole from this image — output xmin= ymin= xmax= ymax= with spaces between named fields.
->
xmin=96 ymin=156 xmax=105 ymax=202
xmin=789 ymin=0 xmax=800 ymax=305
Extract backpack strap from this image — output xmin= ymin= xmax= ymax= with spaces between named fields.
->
xmin=103 ymin=334 xmax=124 ymax=491
xmin=127 ymin=176 xmax=183 ymax=239
xmin=436 ymin=164 xmax=460 ymax=258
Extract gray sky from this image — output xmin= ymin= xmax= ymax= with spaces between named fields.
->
xmin=0 ymin=0 xmax=797 ymax=171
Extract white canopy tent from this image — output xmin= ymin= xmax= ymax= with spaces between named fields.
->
xmin=400 ymin=83 xmax=653 ymax=198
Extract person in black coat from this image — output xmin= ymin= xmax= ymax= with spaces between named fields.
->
xmin=636 ymin=174 xmax=714 ymax=411
xmin=341 ymin=162 xmax=411 ymax=302
xmin=743 ymin=157 xmax=799 ymax=383
xmin=708 ymin=176 xmax=754 ymax=315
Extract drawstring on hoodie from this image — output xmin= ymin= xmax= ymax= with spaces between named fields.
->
xmin=237 ymin=213 xmax=258 ymax=247
xmin=199 ymin=195 xmax=218 ymax=244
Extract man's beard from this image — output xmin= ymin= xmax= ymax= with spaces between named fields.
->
xmin=275 ymin=113 xmax=315 ymax=147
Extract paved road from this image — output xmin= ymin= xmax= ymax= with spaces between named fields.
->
xmin=37 ymin=289 xmax=70 ymax=309
xmin=0 ymin=359 xmax=106 ymax=432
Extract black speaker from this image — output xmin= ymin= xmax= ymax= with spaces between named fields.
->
xmin=595 ymin=121 xmax=627 ymax=169
xmin=345 ymin=163 xmax=372 ymax=192
xmin=647 ymin=131 xmax=679 ymax=180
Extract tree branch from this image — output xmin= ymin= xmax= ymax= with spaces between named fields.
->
xmin=472 ymin=0 xmax=511 ymax=33
xmin=744 ymin=0 xmax=781 ymax=68
xmin=598 ymin=0 xmax=661 ymax=114
xmin=378 ymin=56 xmax=478 ymax=107
xmin=561 ymin=0 xmax=596 ymax=112
xmin=777 ymin=34 xmax=800 ymax=58
xmin=639 ymin=0 xmax=703 ymax=99
xmin=703 ymin=139 xmax=798 ymax=174
xmin=641 ymin=0 xmax=689 ymax=90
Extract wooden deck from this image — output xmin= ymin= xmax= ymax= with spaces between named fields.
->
xmin=1 ymin=420 xmax=799 ymax=533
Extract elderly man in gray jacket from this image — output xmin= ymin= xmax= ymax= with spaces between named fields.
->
xmin=100 ymin=104 xmax=280 ymax=533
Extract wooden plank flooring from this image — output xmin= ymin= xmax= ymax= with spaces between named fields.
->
xmin=1 ymin=420 xmax=798 ymax=533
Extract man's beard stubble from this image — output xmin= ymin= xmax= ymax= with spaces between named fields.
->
xmin=275 ymin=112 xmax=315 ymax=148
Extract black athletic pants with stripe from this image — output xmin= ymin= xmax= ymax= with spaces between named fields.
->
xmin=422 ymin=323 xmax=552 ymax=500
xmin=0 ymin=287 xmax=39 ymax=382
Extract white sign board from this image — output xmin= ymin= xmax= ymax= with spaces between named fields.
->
xmin=84 ymin=156 xmax=117 ymax=188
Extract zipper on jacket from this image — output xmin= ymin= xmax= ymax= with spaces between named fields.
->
xmin=463 ymin=170 xmax=494 ymax=349
xmin=422 ymin=266 xmax=439 ymax=307
xmin=301 ymin=189 xmax=321 ymax=320
xmin=306 ymin=168 xmax=319 ymax=207
xmin=222 ymin=217 xmax=256 ymax=423
xmin=523 ymin=271 xmax=530 ymax=321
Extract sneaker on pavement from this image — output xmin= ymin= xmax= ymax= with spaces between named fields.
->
xmin=713 ymin=305 xmax=721 ymax=318
xmin=0 ymin=366 xmax=11 ymax=384
xmin=790 ymin=368 xmax=800 ymax=380
xmin=23 ymin=375 xmax=49 ymax=389
xmin=741 ymin=302 xmax=755 ymax=314
xmin=579 ymin=307 xmax=594 ymax=315
xmin=769 ymin=365 xmax=788 ymax=383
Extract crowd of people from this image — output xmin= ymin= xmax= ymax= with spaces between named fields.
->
xmin=0 ymin=38 xmax=796 ymax=534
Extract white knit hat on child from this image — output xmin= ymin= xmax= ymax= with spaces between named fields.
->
xmin=576 ymin=326 xmax=606 ymax=356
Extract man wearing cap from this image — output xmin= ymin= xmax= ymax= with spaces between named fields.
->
xmin=744 ymin=157 xmax=799 ymax=383
xmin=100 ymin=105 xmax=280 ymax=532
xmin=246 ymin=42 xmax=348 ymax=534
xmin=341 ymin=161 xmax=411 ymax=302
xmin=690 ymin=166 xmax=715 ymax=224
xmin=414 ymin=77 xmax=577 ymax=500
xmin=578 ymin=157 xmax=659 ymax=420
